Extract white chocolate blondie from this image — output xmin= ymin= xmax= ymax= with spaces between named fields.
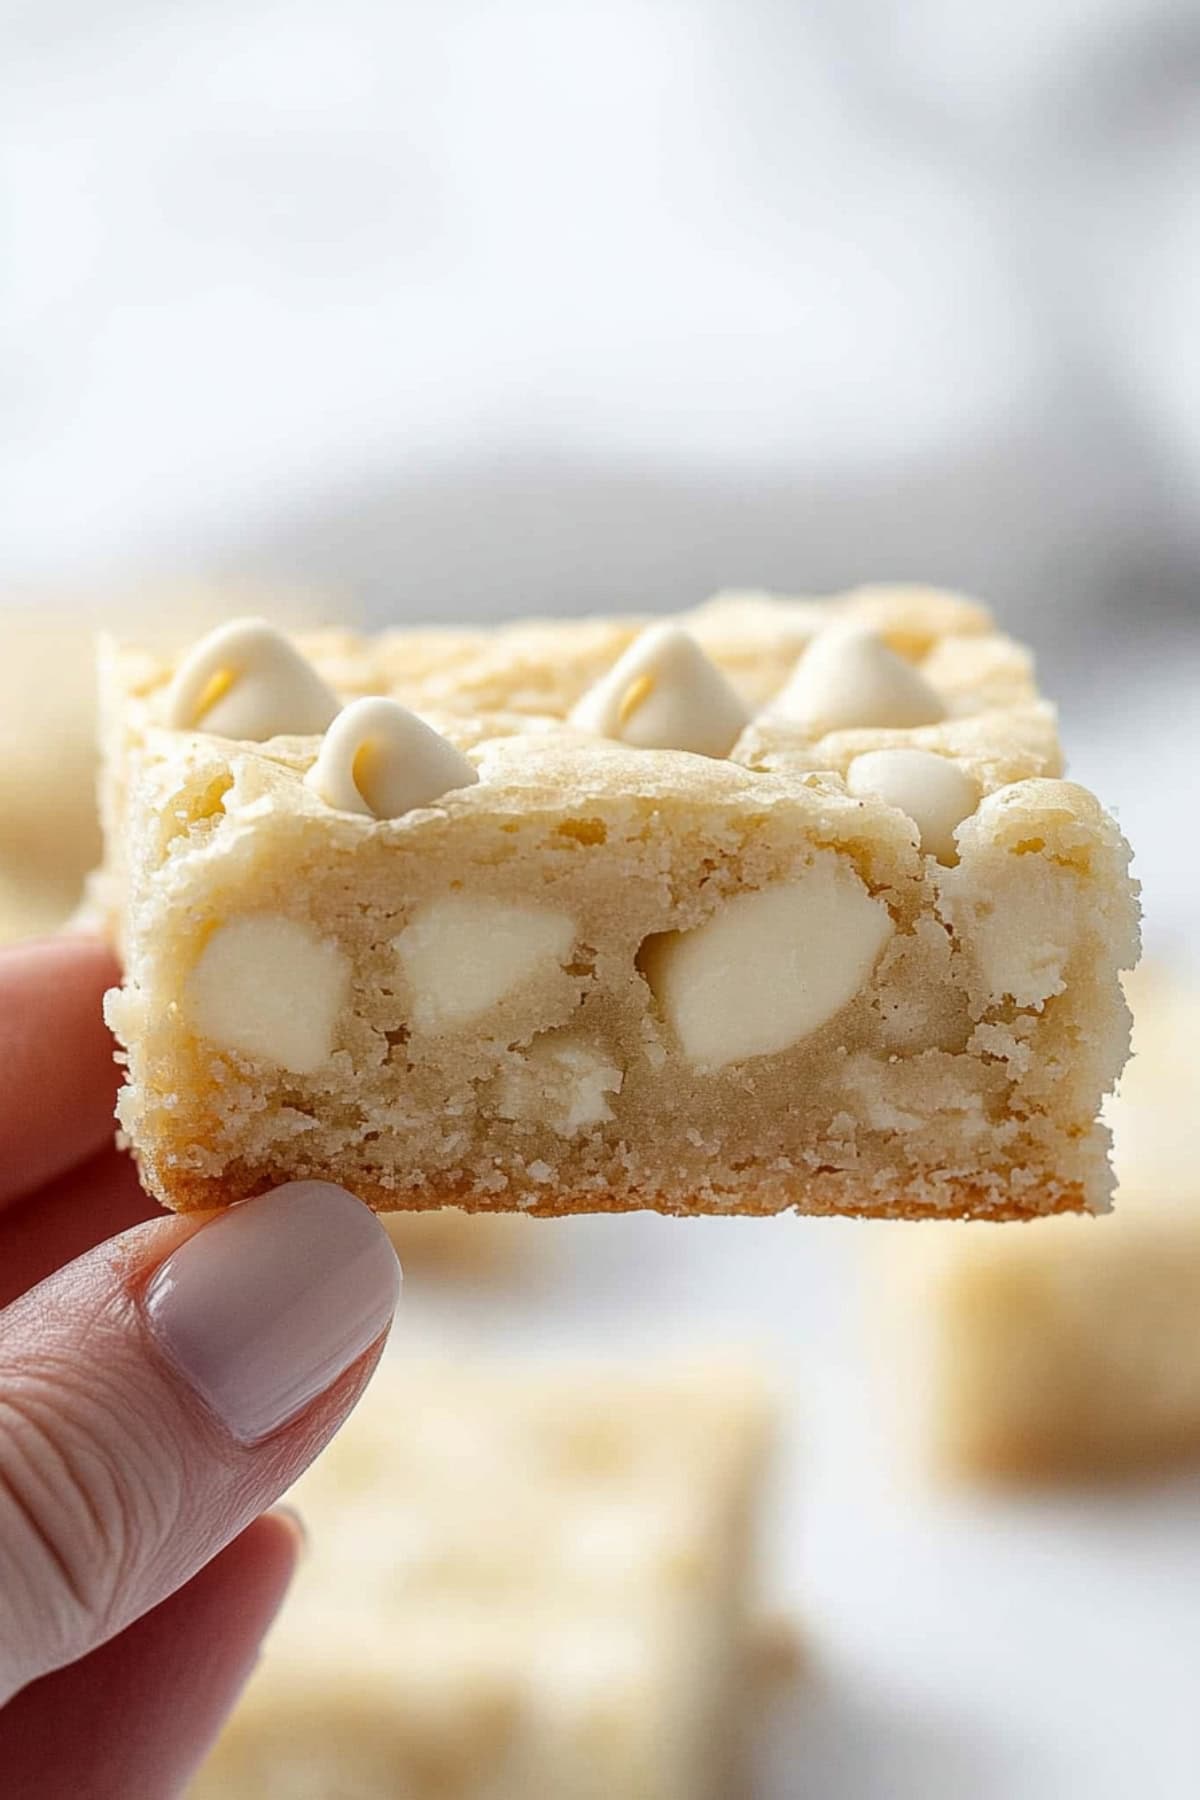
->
xmin=191 ymin=1357 xmax=770 ymax=1800
xmin=99 ymin=588 xmax=1138 ymax=1219
xmin=885 ymin=971 xmax=1200 ymax=1481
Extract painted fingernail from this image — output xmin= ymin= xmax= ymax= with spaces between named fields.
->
xmin=142 ymin=1181 xmax=400 ymax=1445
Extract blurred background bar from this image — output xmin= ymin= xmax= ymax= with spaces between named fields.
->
xmin=2 ymin=5 xmax=1198 ymax=1798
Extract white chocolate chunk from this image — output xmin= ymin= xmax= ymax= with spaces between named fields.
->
xmin=641 ymin=855 xmax=893 ymax=1069
xmin=942 ymin=793 xmax=1084 ymax=1009
xmin=496 ymin=1034 xmax=624 ymax=1136
xmin=568 ymin=623 xmax=749 ymax=758
xmin=187 ymin=916 xmax=349 ymax=1073
xmin=305 ymin=697 xmax=478 ymax=820
xmin=847 ymin=747 xmax=979 ymax=863
xmin=772 ymin=624 xmax=946 ymax=734
xmin=395 ymin=897 xmax=577 ymax=1031
xmin=957 ymin=863 xmax=1081 ymax=1009
xmin=164 ymin=618 xmax=340 ymax=741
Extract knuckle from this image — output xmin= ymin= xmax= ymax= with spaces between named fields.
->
xmin=0 ymin=1359 xmax=184 ymax=1680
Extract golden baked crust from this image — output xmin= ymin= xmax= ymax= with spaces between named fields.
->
xmin=99 ymin=587 xmax=1139 ymax=1221
xmin=160 ymin=1166 xmax=1088 ymax=1222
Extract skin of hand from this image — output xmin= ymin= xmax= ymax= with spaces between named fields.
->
xmin=0 ymin=936 xmax=402 ymax=1799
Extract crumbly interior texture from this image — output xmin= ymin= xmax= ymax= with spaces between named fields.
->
xmin=191 ymin=1358 xmax=769 ymax=1800
xmin=885 ymin=970 xmax=1200 ymax=1481
xmin=100 ymin=587 xmax=1139 ymax=1218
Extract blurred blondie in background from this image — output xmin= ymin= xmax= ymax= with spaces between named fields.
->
xmin=2 ymin=3 xmax=1199 ymax=1797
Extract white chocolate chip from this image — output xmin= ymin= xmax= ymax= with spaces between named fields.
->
xmin=496 ymin=1034 xmax=624 ymax=1135
xmin=568 ymin=623 xmax=749 ymax=758
xmin=772 ymin=624 xmax=946 ymax=734
xmin=164 ymin=618 xmax=340 ymax=741
xmin=640 ymin=855 xmax=893 ymax=1069
xmin=394 ymin=896 xmax=577 ymax=1031
xmin=956 ymin=871 xmax=1079 ymax=1009
xmin=305 ymin=697 xmax=479 ymax=820
xmin=161 ymin=615 xmax=340 ymax=734
xmin=187 ymin=915 xmax=349 ymax=1073
xmin=847 ymin=747 xmax=979 ymax=863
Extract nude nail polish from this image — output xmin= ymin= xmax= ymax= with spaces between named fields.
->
xmin=142 ymin=1181 xmax=401 ymax=1445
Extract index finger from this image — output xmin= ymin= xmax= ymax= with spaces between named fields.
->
xmin=0 ymin=935 xmax=121 ymax=1206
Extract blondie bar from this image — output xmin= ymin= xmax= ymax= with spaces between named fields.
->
xmin=99 ymin=589 xmax=1138 ymax=1218
xmin=191 ymin=1357 xmax=770 ymax=1800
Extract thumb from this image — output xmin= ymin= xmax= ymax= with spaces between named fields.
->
xmin=0 ymin=1180 xmax=400 ymax=1704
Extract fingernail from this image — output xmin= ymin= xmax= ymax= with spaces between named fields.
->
xmin=142 ymin=1181 xmax=401 ymax=1445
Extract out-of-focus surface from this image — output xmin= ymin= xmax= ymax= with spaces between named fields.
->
xmin=3 ymin=4 xmax=1199 ymax=1796
xmin=383 ymin=1209 xmax=541 ymax=1282
xmin=395 ymin=1090 xmax=1200 ymax=1800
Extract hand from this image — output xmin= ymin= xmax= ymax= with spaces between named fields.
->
xmin=0 ymin=937 xmax=401 ymax=1799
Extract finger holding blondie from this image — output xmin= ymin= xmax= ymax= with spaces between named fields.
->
xmin=2 ymin=1510 xmax=303 ymax=1799
xmin=0 ymin=1177 xmax=400 ymax=1705
xmin=0 ymin=936 xmax=401 ymax=1749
